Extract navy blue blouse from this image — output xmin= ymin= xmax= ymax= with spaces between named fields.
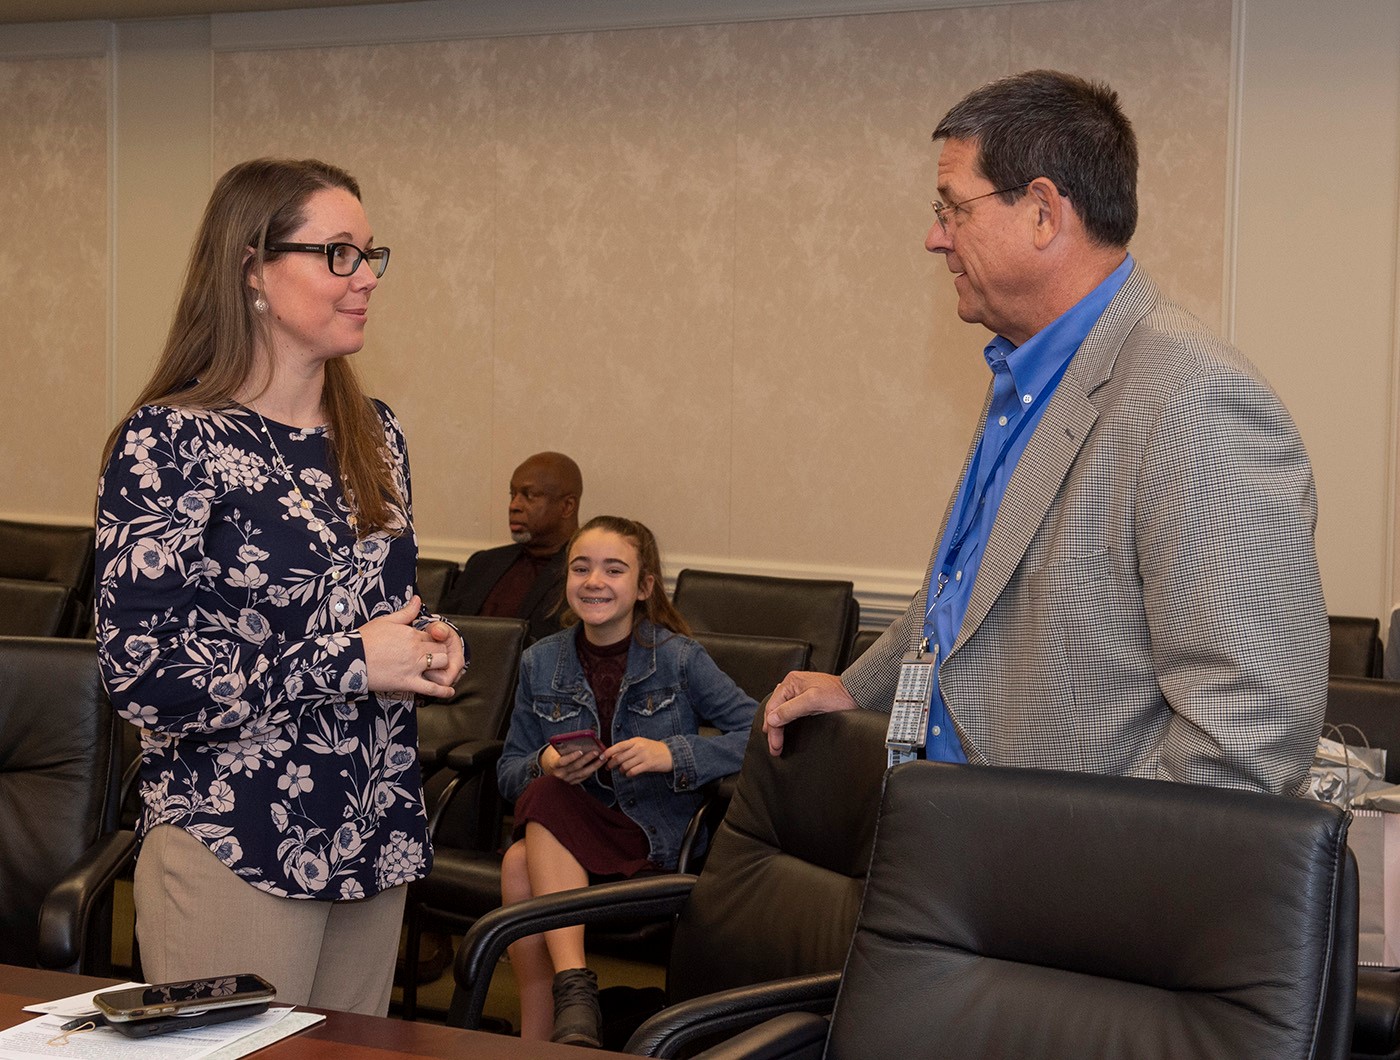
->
xmin=95 ymin=401 xmax=431 ymax=900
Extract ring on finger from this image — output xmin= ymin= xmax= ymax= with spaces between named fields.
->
xmin=423 ymin=652 xmax=433 ymax=669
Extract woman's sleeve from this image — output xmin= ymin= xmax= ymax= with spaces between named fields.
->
xmin=95 ymin=407 xmax=368 ymax=742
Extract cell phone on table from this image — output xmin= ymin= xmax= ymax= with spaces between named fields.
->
xmin=103 ymin=1001 xmax=271 ymax=1037
xmin=548 ymin=729 xmax=607 ymax=759
xmin=94 ymin=973 xmax=276 ymax=1024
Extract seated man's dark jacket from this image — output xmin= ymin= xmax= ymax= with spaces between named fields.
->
xmin=438 ymin=542 xmax=567 ymax=643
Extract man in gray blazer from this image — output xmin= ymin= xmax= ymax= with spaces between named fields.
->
xmin=764 ymin=70 xmax=1326 ymax=796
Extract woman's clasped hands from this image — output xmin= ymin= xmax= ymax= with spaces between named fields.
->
xmin=358 ymin=595 xmax=466 ymax=697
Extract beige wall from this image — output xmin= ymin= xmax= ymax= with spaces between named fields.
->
xmin=2 ymin=0 xmax=1395 ymax=627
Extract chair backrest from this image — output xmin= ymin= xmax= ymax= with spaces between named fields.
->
xmin=672 ymin=569 xmax=858 ymax=675
xmin=418 ymin=615 xmax=528 ymax=853
xmin=417 ymin=556 xmax=463 ymax=614
xmin=690 ymin=631 xmax=810 ymax=704
xmin=1330 ymin=614 xmax=1384 ymax=678
xmin=0 ymin=637 xmax=116 ymax=967
xmin=827 ymin=762 xmax=1357 ymax=1060
xmin=665 ymin=708 xmax=890 ymax=1004
xmin=0 ymin=520 xmax=95 ymax=637
xmin=1326 ymin=675 xmax=1400 ymax=782
xmin=417 ymin=614 xmax=529 ymax=767
xmin=0 ymin=578 xmax=71 ymax=637
xmin=845 ymin=627 xmax=885 ymax=668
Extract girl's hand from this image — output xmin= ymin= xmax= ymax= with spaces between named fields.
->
xmin=358 ymin=596 xmax=455 ymax=698
xmin=604 ymin=737 xmax=673 ymax=777
xmin=542 ymin=744 xmax=605 ymax=785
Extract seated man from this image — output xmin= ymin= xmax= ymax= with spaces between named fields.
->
xmin=440 ymin=452 xmax=582 ymax=642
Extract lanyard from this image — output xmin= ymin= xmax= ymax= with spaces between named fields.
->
xmin=927 ymin=351 xmax=1076 ymax=615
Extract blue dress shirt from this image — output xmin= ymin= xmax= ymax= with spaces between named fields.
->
xmin=922 ymin=254 xmax=1134 ymax=761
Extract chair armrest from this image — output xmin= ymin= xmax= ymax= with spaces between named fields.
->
xmin=37 ymin=829 xmax=139 ymax=972
xmin=1355 ymin=966 xmax=1400 ymax=1057
xmin=627 ymin=970 xmax=841 ymax=1058
xmin=447 ymin=873 xmax=699 ymax=1029
xmin=425 ymin=739 xmax=505 ymax=840
xmin=685 ymin=1011 xmax=829 ymax=1060
xmin=443 ymin=738 xmax=505 ymax=774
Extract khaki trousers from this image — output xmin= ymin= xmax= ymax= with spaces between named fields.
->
xmin=133 ymin=824 xmax=406 ymax=1015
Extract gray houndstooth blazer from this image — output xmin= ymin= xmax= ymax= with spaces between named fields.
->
xmin=843 ymin=265 xmax=1327 ymax=796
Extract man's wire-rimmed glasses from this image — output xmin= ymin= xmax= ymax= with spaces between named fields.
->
xmin=930 ymin=182 xmax=1032 ymax=233
xmin=265 ymin=241 xmax=391 ymax=278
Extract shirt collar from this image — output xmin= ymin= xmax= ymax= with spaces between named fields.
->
xmin=983 ymin=253 xmax=1134 ymax=405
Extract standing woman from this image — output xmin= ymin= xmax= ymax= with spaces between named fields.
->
xmin=95 ymin=158 xmax=465 ymax=1015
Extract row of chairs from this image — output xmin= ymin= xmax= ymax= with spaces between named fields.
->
xmin=417 ymin=559 xmax=865 ymax=675
xmin=3 ymin=513 xmax=1387 ymax=680
xmin=0 ymin=520 xmax=94 ymax=638
xmin=3 ymin=630 xmax=1400 ymax=1056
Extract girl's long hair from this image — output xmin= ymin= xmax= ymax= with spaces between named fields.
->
xmin=99 ymin=157 xmax=401 ymax=536
xmin=560 ymin=516 xmax=691 ymax=641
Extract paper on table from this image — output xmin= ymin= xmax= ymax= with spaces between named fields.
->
xmin=21 ymin=983 xmax=146 ymax=1020
xmin=0 ymin=1005 xmax=296 ymax=1060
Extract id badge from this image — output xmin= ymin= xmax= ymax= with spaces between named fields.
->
xmin=886 ymin=647 xmax=936 ymax=768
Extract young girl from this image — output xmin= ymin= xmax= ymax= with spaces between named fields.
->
xmin=497 ymin=515 xmax=758 ymax=1047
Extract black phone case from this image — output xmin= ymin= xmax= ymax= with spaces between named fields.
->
xmin=105 ymin=1001 xmax=270 ymax=1038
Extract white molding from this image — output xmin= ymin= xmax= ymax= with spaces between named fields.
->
xmin=210 ymin=0 xmax=1063 ymax=51
xmin=0 ymin=20 xmax=110 ymax=58
xmin=417 ymin=536 xmax=918 ymax=629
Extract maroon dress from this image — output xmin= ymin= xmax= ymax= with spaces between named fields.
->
xmin=512 ymin=628 xmax=658 ymax=879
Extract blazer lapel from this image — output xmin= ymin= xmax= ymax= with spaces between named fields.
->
xmin=952 ymin=265 xmax=1158 ymax=652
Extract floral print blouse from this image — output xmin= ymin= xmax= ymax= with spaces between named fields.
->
xmin=96 ymin=400 xmax=431 ymax=900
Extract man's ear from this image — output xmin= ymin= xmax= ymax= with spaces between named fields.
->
xmin=1027 ymin=176 xmax=1067 ymax=250
xmin=560 ymin=494 xmax=579 ymax=519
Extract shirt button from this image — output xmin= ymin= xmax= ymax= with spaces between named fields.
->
xmin=1022 ymin=394 xmax=1033 ymax=405
xmin=932 ymin=725 xmax=942 ymax=736
xmin=333 ymin=600 xmax=347 ymax=615
xmin=997 ymin=415 xmax=1008 ymax=426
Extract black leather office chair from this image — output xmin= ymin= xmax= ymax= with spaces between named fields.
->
xmin=690 ymin=631 xmax=810 ymax=703
xmin=401 ymin=615 xmax=528 ymax=1018
xmin=0 ymin=519 xmax=96 ymax=638
xmin=683 ymin=762 xmax=1357 ymax=1060
xmin=416 ymin=614 xmax=528 ymax=773
xmin=417 ymin=557 xmax=463 ymax=614
xmin=843 ymin=627 xmax=885 ymax=669
xmin=446 ymin=709 xmax=891 ymax=1052
xmin=1331 ymin=615 xmax=1385 ymax=679
xmin=0 ymin=577 xmax=71 ymax=636
xmin=672 ymin=570 xmax=858 ymax=675
xmin=1323 ymin=675 xmax=1400 ymax=1059
xmin=0 ymin=636 xmax=136 ymax=974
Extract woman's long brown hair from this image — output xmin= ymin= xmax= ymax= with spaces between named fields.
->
xmin=99 ymin=158 xmax=401 ymax=536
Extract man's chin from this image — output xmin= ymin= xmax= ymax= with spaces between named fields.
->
xmin=510 ymin=530 xmax=532 ymax=544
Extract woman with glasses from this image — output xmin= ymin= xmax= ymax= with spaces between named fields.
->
xmin=95 ymin=158 xmax=465 ymax=1015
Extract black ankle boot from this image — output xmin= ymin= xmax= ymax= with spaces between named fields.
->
xmin=551 ymin=967 xmax=601 ymax=1048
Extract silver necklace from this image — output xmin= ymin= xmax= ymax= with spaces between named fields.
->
xmin=254 ymin=410 xmax=329 ymax=533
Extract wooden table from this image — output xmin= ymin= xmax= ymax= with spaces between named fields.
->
xmin=0 ymin=965 xmax=631 ymax=1058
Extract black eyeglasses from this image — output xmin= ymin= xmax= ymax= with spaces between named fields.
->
xmin=930 ymin=182 xmax=1031 ymax=233
xmin=265 ymin=242 xmax=391 ymax=278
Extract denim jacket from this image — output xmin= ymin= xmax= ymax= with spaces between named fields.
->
xmin=498 ymin=621 xmax=758 ymax=868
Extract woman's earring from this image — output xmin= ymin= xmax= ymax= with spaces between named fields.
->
xmin=254 ymin=296 xmax=268 ymax=314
